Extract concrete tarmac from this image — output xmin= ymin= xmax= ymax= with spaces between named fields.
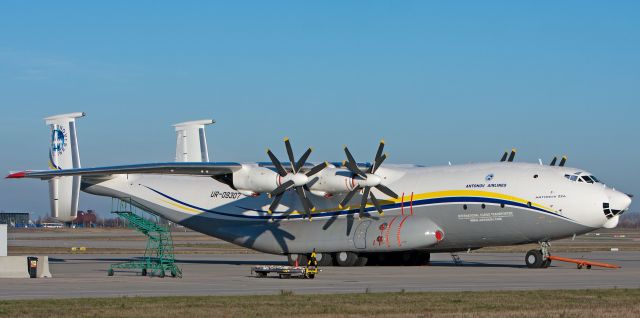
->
xmin=1 ymin=252 xmax=639 ymax=300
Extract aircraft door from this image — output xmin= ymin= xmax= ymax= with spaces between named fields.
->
xmin=353 ymin=220 xmax=371 ymax=249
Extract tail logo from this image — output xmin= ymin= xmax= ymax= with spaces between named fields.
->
xmin=51 ymin=127 xmax=67 ymax=154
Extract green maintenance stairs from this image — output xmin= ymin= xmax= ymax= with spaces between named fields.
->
xmin=108 ymin=211 xmax=182 ymax=278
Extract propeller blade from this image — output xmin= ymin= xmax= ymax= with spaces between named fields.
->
xmin=295 ymin=186 xmax=314 ymax=219
xmin=371 ymin=153 xmax=387 ymax=174
xmin=295 ymin=148 xmax=312 ymax=172
xmin=339 ymin=186 xmax=361 ymax=208
xmin=559 ymin=155 xmax=567 ymax=167
xmin=500 ymin=151 xmax=508 ymax=162
xmin=370 ymin=140 xmax=385 ymax=173
xmin=507 ymin=149 xmax=516 ymax=162
xmin=369 ymin=192 xmax=384 ymax=216
xmin=359 ymin=186 xmax=371 ymax=217
xmin=284 ymin=138 xmax=296 ymax=172
xmin=343 ymin=146 xmax=366 ymax=178
xmin=305 ymin=161 xmax=328 ymax=177
xmin=267 ymin=193 xmax=284 ymax=213
xmin=271 ymin=180 xmax=295 ymax=196
xmin=375 ymin=184 xmax=399 ymax=199
xmin=550 ymin=157 xmax=557 ymax=166
xmin=267 ymin=149 xmax=288 ymax=177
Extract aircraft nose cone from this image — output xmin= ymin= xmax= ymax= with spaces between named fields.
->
xmin=609 ymin=190 xmax=632 ymax=212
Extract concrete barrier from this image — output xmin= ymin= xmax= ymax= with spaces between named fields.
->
xmin=0 ymin=255 xmax=52 ymax=278
xmin=0 ymin=224 xmax=6 ymax=257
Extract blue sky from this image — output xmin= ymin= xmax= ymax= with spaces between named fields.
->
xmin=1 ymin=1 xmax=638 ymax=217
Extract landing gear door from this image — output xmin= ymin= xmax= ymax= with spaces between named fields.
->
xmin=353 ymin=220 xmax=371 ymax=249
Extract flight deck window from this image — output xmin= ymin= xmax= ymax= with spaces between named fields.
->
xmin=590 ymin=175 xmax=601 ymax=183
xmin=581 ymin=176 xmax=594 ymax=184
xmin=570 ymin=175 xmax=578 ymax=181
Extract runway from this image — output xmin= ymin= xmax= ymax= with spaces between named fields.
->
xmin=1 ymin=251 xmax=639 ymax=300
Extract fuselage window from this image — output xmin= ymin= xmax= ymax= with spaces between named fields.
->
xmin=463 ymin=204 xmax=467 ymax=210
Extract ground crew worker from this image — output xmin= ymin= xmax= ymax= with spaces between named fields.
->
xmin=308 ymin=249 xmax=318 ymax=268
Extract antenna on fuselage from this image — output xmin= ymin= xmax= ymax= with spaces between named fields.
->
xmin=559 ymin=156 xmax=567 ymax=167
xmin=500 ymin=152 xmax=508 ymax=162
xmin=550 ymin=157 xmax=557 ymax=166
xmin=507 ymin=149 xmax=516 ymax=162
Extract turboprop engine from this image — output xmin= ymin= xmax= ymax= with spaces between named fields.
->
xmin=232 ymin=138 xmax=328 ymax=218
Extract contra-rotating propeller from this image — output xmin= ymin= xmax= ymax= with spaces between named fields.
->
xmin=339 ymin=140 xmax=399 ymax=218
xmin=266 ymin=138 xmax=328 ymax=219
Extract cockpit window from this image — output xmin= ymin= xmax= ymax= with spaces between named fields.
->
xmin=565 ymin=173 xmax=601 ymax=184
xmin=581 ymin=176 xmax=594 ymax=183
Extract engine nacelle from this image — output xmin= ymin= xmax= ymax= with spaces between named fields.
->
xmin=232 ymin=165 xmax=280 ymax=194
xmin=307 ymin=168 xmax=356 ymax=194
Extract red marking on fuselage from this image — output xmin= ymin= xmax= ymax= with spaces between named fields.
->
xmin=386 ymin=216 xmax=399 ymax=248
xmin=397 ymin=215 xmax=410 ymax=247
xmin=410 ymin=192 xmax=414 ymax=216
xmin=401 ymin=192 xmax=405 ymax=216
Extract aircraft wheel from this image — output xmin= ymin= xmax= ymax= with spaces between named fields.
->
xmin=316 ymin=253 xmax=333 ymax=266
xmin=107 ymin=269 xmax=114 ymax=276
xmin=287 ymin=254 xmax=309 ymax=266
xmin=354 ymin=255 xmax=368 ymax=266
xmin=141 ymin=269 xmax=147 ymax=276
xmin=414 ymin=252 xmax=431 ymax=266
xmin=334 ymin=251 xmax=358 ymax=266
xmin=525 ymin=250 xmax=544 ymax=268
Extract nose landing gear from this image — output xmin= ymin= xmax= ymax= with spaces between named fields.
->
xmin=525 ymin=241 xmax=552 ymax=269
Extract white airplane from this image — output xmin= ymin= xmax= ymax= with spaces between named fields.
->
xmin=7 ymin=113 xmax=632 ymax=268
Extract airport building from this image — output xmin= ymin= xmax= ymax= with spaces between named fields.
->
xmin=0 ymin=212 xmax=30 ymax=227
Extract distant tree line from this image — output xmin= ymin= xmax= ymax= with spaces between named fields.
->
xmin=619 ymin=211 xmax=640 ymax=228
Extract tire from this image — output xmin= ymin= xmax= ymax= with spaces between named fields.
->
xmin=415 ymin=252 xmax=431 ymax=266
xmin=334 ymin=251 xmax=358 ymax=266
xmin=107 ymin=269 xmax=114 ymax=276
xmin=141 ymin=269 xmax=147 ymax=276
xmin=279 ymin=274 xmax=291 ymax=279
xmin=171 ymin=269 xmax=177 ymax=277
xmin=354 ymin=255 xmax=368 ymax=266
xmin=316 ymin=253 xmax=333 ymax=266
xmin=525 ymin=250 xmax=544 ymax=268
xmin=286 ymin=254 xmax=308 ymax=266
xmin=256 ymin=272 xmax=267 ymax=278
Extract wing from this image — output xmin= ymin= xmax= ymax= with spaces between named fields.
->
xmin=6 ymin=162 xmax=242 ymax=180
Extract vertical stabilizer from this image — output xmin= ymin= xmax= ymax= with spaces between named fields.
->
xmin=45 ymin=112 xmax=85 ymax=222
xmin=173 ymin=119 xmax=215 ymax=162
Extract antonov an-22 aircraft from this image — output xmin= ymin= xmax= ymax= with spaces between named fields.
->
xmin=7 ymin=113 xmax=633 ymax=268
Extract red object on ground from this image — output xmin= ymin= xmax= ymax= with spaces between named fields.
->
xmin=294 ymin=258 xmax=299 ymax=267
xmin=548 ymin=255 xmax=621 ymax=269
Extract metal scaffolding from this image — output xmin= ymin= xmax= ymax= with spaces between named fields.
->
xmin=108 ymin=199 xmax=181 ymax=278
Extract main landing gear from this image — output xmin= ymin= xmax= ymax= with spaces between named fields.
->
xmin=287 ymin=251 xmax=431 ymax=267
xmin=525 ymin=241 xmax=552 ymax=269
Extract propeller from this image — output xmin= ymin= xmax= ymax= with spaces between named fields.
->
xmin=266 ymin=138 xmax=328 ymax=220
xmin=339 ymin=140 xmax=399 ymax=218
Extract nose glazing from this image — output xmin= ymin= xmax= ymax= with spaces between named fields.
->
xmin=602 ymin=191 xmax=631 ymax=216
